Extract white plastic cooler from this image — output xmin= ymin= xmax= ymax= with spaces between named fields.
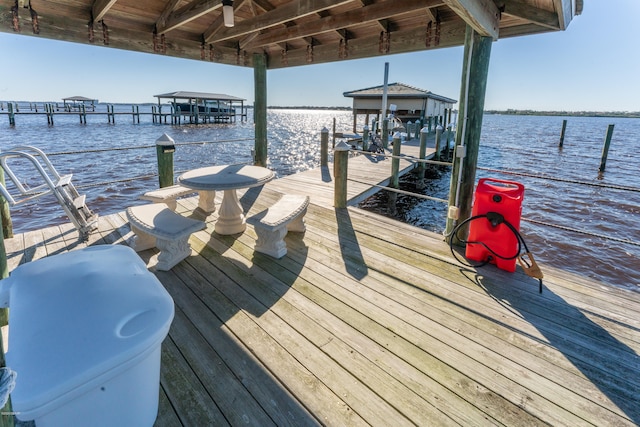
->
xmin=0 ymin=245 xmax=174 ymax=427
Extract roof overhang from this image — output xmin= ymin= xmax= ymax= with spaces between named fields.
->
xmin=0 ymin=0 xmax=580 ymax=70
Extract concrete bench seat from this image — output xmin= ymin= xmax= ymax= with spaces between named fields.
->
xmin=139 ymin=184 xmax=195 ymax=211
xmin=126 ymin=203 xmax=205 ymax=271
xmin=247 ymin=195 xmax=310 ymax=258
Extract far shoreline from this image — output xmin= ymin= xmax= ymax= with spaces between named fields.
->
xmin=2 ymin=100 xmax=639 ymax=118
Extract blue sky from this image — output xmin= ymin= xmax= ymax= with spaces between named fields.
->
xmin=0 ymin=1 xmax=637 ymax=111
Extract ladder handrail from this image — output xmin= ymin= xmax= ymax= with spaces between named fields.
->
xmin=0 ymin=149 xmax=62 ymax=204
xmin=0 ymin=146 xmax=98 ymax=238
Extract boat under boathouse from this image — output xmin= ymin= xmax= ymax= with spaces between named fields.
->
xmin=343 ymin=83 xmax=457 ymax=132
xmin=154 ymin=91 xmax=247 ymax=124
xmin=62 ymin=96 xmax=98 ymax=112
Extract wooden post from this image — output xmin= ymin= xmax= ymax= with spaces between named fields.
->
xmin=334 ymin=141 xmax=350 ymax=208
xmin=0 ymin=171 xmax=12 ymax=240
xmin=559 ymin=119 xmax=567 ymax=148
xmin=320 ymin=127 xmax=329 ymax=167
xmin=332 ymin=118 xmax=337 ymax=149
xmin=418 ymin=127 xmax=428 ymax=176
xmin=382 ymin=118 xmax=389 ymax=149
xmin=390 ymin=133 xmax=402 ymax=189
xmin=156 ymin=133 xmax=175 ymax=188
xmin=434 ymin=125 xmax=443 ymax=162
xmin=7 ymin=103 xmax=14 ymax=127
xmin=446 ymin=123 xmax=453 ymax=158
xmin=253 ymin=53 xmax=268 ymax=167
xmin=0 ymin=190 xmax=14 ymax=427
xmin=362 ymin=125 xmax=369 ymax=151
xmin=599 ymin=124 xmax=615 ymax=173
xmin=445 ymin=25 xmax=493 ymax=240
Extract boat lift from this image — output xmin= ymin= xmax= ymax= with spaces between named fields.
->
xmin=0 ymin=146 xmax=98 ymax=238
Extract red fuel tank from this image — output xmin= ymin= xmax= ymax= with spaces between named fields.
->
xmin=465 ymin=178 xmax=525 ymax=272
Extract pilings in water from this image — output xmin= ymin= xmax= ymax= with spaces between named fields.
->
xmin=559 ymin=119 xmax=568 ymax=148
xmin=599 ymin=124 xmax=615 ymax=173
xmin=559 ymin=120 xmax=616 ymax=173
xmin=0 ymin=102 xmax=240 ymax=126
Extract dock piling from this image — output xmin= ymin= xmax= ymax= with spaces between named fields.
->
xmin=391 ymin=133 xmax=402 ymax=189
xmin=334 ymin=141 xmax=350 ymax=208
xmin=559 ymin=119 xmax=567 ymax=148
xmin=599 ymin=124 xmax=615 ymax=173
xmin=156 ymin=134 xmax=176 ymax=188
xmin=321 ymin=127 xmax=329 ymax=167
xmin=382 ymin=118 xmax=389 ymax=149
xmin=8 ymin=103 xmax=15 ymax=126
xmin=362 ymin=125 xmax=369 ymax=151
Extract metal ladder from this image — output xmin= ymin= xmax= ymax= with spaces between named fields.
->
xmin=0 ymin=146 xmax=98 ymax=238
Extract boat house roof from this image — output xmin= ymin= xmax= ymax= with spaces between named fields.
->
xmin=344 ymin=83 xmax=457 ymax=104
xmin=154 ymin=91 xmax=245 ymax=102
xmin=2 ymin=0 xmax=582 ymax=70
xmin=62 ymin=96 xmax=98 ymax=102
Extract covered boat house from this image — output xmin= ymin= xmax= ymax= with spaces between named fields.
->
xmin=62 ymin=96 xmax=98 ymax=112
xmin=154 ymin=91 xmax=247 ymax=124
xmin=343 ymin=82 xmax=457 ymax=132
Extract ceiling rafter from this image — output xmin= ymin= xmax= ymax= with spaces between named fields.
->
xmin=501 ymin=0 xmax=559 ymax=29
xmin=241 ymin=0 xmax=440 ymax=51
xmin=157 ymin=0 xmax=222 ymax=35
xmin=206 ymin=0 xmax=353 ymax=44
xmin=92 ymin=0 xmax=118 ymax=22
xmin=203 ymin=0 xmax=253 ymax=45
xmin=155 ymin=0 xmax=182 ymax=31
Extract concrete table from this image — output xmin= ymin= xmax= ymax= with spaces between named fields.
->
xmin=178 ymin=164 xmax=275 ymax=235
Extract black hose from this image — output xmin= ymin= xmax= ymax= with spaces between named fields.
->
xmin=449 ymin=212 xmax=526 ymax=266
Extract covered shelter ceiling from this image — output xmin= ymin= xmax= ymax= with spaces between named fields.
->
xmin=1 ymin=0 xmax=582 ymax=69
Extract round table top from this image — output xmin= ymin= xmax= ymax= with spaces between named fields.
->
xmin=178 ymin=164 xmax=275 ymax=191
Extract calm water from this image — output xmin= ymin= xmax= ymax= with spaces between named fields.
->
xmin=1 ymin=106 xmax=638 ymax=292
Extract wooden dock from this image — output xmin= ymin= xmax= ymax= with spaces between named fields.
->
xmin=3 ymin=141 xmax=639 ymax=426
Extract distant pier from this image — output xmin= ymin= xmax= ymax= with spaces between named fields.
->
xmin=0 ymin=101 xmax=248 ymax=126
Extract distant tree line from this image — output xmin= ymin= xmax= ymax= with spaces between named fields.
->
xmin=485 ymin=109 xmax=640 ymax=118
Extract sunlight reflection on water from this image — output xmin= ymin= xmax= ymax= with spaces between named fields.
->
xmin=1 ymin=107 xmax=638 ymax=291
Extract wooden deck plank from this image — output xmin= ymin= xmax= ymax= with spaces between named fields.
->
xmin=160 ymin=263 xmax=320 ymax=427
xmin=211 ymin=211 xmax=604 ymax=422
xmin=3 ymin=143 xmax=639 ymax=427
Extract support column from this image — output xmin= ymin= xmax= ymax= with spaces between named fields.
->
xmin=254 ymin=53 xmax=268 ymax=167
xmin=445 ymin=25 xmax=493 ymax=241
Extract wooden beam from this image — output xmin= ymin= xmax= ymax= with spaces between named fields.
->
xmin=445 ymin=25 xmax=493 ymax=239
xmin=206 ymin=0 xmax=354 ymax=43
xmin=253 ymin=53 xmax=268 ymax=168
xmin=241 ymin=0 xmax=441 ymax=50
xmin=155 ymin=0 xmax=182 ymax=32
xmin=502 ymin=0 xmax=559 ymax=30
xmin=92 ymin=0 xmax=119 ymax=22
xmin=266 ymin=20 xmax=467 ymax=69
xmin=442 ymin=0 xmax=500 ymax=39
xmin=157 ymin=0 xmax=222 ymax=35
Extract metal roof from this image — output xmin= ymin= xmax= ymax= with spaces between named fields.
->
xmin=62 ymin=96 xmax=98 ymax=102
xmin=343 ymin=83 xmax=457 ymax=104
xmin=154 ymin=91 xmax=245 ymax=101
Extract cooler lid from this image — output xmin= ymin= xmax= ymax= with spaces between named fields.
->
xmin=4 ymin=245 xmax=174 ymax=414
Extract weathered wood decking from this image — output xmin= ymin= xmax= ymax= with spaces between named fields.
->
xmin=3 ymin=142 xmax=640 ymax=426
